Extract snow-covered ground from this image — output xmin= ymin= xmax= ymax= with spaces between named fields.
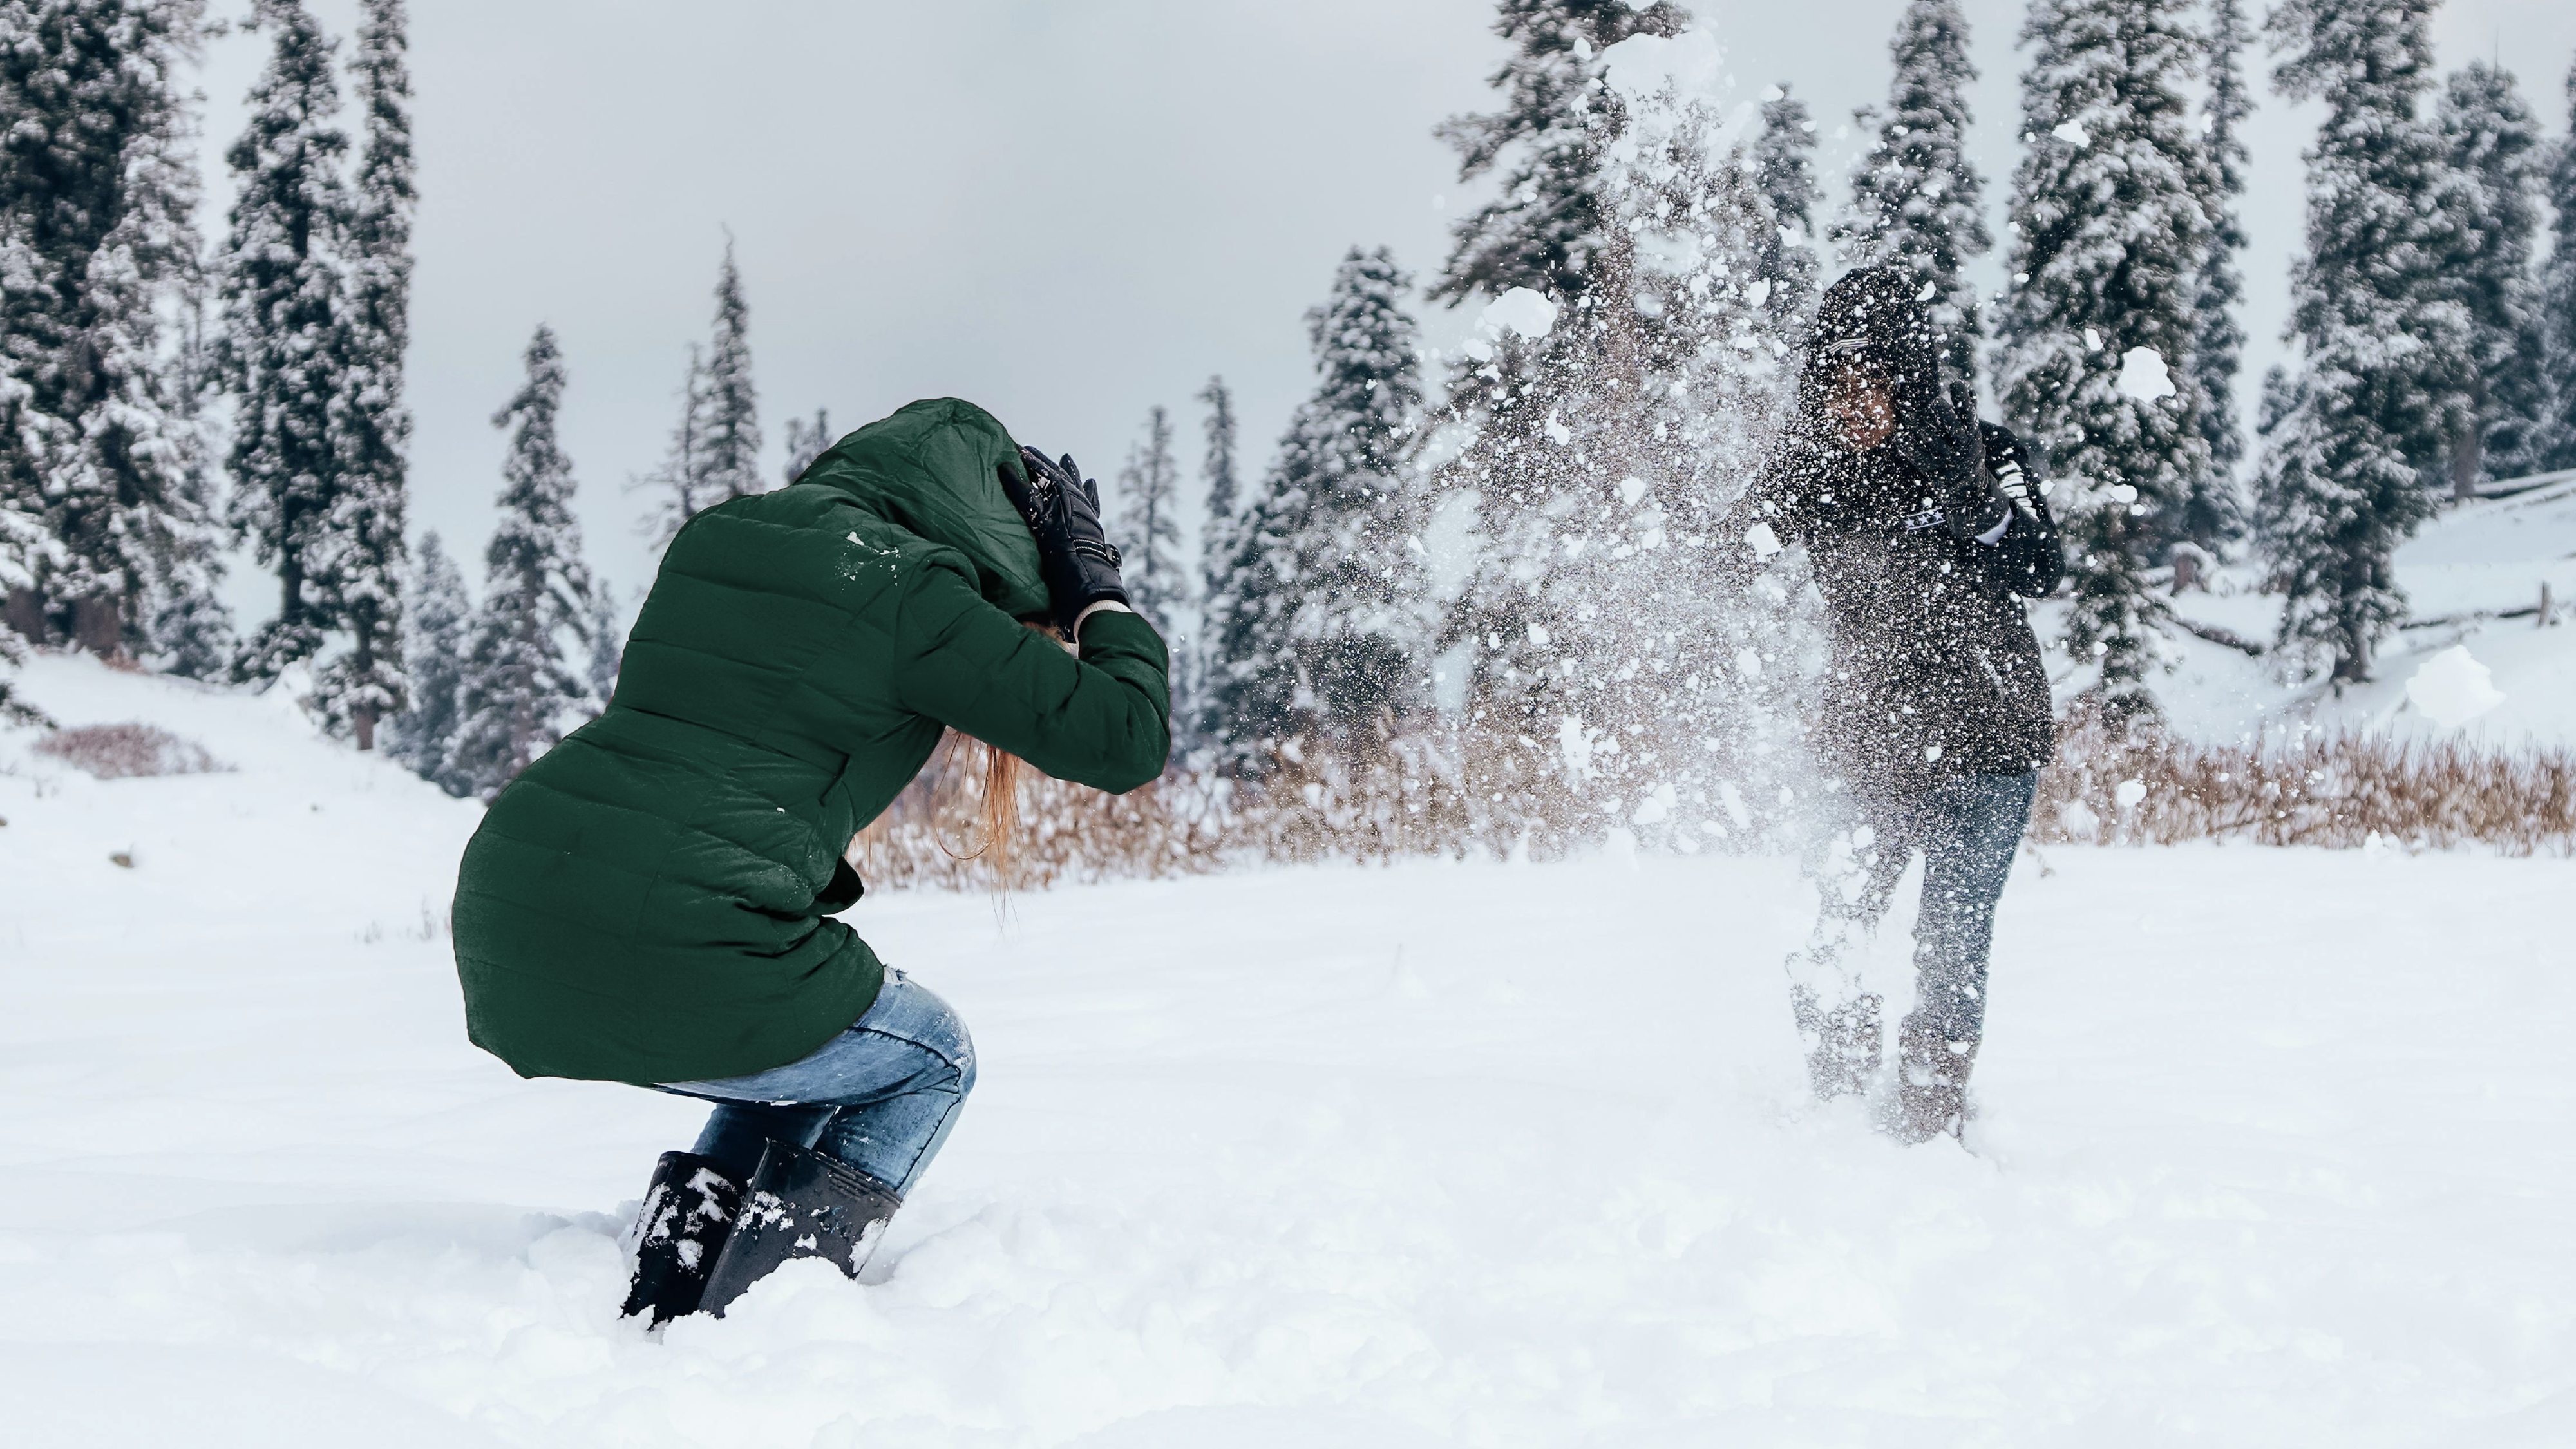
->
xmin=3 ymin=656 xmax=2571 ymax=1447
xmin=2048 ymin=473 xmax=2576 ymax=748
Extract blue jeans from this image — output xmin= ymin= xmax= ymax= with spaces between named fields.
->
xmin=658 ymin=971 xmax=976 ymax=1197
xmin=1790 ymin=772 xmax=2037 ymax=1092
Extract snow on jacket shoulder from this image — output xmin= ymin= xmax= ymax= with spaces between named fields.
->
xmin=450 ymin=399 xmax=1170 ymax=1085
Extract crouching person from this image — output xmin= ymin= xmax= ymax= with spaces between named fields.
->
xmin=449 ymin=399 xmax=1169 ymax=1321
xmin=1716 ymin=267 xmax=2065 ymax=1142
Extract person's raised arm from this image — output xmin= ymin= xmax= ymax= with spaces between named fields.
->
xmin=892 ymin=560 xmax=1170 ymax=794
xmin=1973 ymin=424 xmax=2065 ymax=599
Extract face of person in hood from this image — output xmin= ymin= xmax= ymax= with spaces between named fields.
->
xmin=1823 ymin=357 xmax=1898 ymax=452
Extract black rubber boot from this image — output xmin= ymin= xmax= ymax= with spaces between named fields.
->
xmin=621 ymin=1151 xmax=746 ymax=1325
xmin=697 ymin=1139 xmax=903 ymax=1318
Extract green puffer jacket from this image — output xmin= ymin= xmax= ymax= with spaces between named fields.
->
xmin=451 ymin=398 xmax=1170 ymax=1084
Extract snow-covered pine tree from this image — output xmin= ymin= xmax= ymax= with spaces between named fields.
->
xmin=1112 ymin=406 xmax=1185 ymax=636
xmin=2543 ymin=58 xmax=2576 ymax=473
xmin=781 ymin=407 xmax=832 ymax=486
xmin=445 ymin=325 xmax=595 ymax=800
xmin=2253 ymin=0 xmax=2467 ymax=683
xmin=308 ymin=0 xmax=412 ymax=748
xmin=1206 ymin=248 xmax=1426 ymax=759
xmin=1186 ymin=376 xmax=1241 ymax=753
xmin=1996 ymin=0 xmax=2214 ymax=723
xmin=1430 ymin=0 xmax=1689 ymax=307
xmin=0 ymin=0 xmax=222 ymax=659
xmin=382 ymin=528 xmax=468 ymax=790
xmin=2431 ymin=61 xmax=2547 ymax=492
xmin=218 ymin=0 xmax=352 ymax=679
xmin=585 ymin=584 xmax=624 ymax=708
xmin=1839 ymin=0 xmax=1991 ymax=379
xmin=636 ymin=345 xmax=707 ymax=547
xmin=1753 ymin=83 xmax=1823 ymax=341
xmin=1197 ymin=375 xmax=1240 ymax=589
xmin=2179 ymin=0 xmax=2253 ymax=547
xmin=697 ymin=242 xmax=762 ymax=504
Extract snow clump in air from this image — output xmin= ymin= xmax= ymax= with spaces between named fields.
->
xmin=2051 ymin=118 xmax=2092 ymax=147
xmin=2116 ymin=346 xmax=2177 ymax=402
xmin=2404 ymin=645 xmax=2506 ymax=728
xmin=1461 ymin=286 xmax=1562 ymax=361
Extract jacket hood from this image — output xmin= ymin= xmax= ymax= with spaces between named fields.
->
xmin=795 ymin=397 xmax=1050 ymax=620
xmin=1795 ymin=264 xmax=1945 ymax=421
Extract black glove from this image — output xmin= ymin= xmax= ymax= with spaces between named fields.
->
xmin=1001 ymin=446 xmax=1129 ymax=636
xmin=1892 ymin=374 xmax=2006 ymax=541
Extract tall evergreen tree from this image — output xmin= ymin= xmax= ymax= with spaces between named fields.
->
xmin=1429 ymin=0 xmax=1689 ymax=307
xmin=781 ymin=406 xmax=832 ymax=485
xmin=2253 ymin=0 xmax=2466 ymax=683
xmin=0 ymin=0 xmax=221 ymax=659
xmin=218 ymin=0 xmax=351 ymax=679
xmin=446 ymin=325 xmax=594 ymax=800
xmin=1207 ymin=248 xmax=1427 ymax=758
xmin=1113 ymin=405 xmax=1184 ymax=636
xmin=2181 ymin=0 xmax=2253 ymax=546
xmin=1839 ymin=0 xmax=1991 ymax=377
xmin=310 ymin=0 xmax=412 ymax=747
xmin=1752 ymin=82 xmax=1823 ymax=341
xmin=2539 ymin=58 xmax=2576 ymax=473
xmin=697 ymin=241 xmax=761 ymax=503
xmin=1996 ymin=0 xmax=2214 ymax=722
xmin=2432 ymin=61 xmax=2547 ymax=491
xmin=383 ymin=528 xmax=468 ymax=790
xmin=637 ymin=345 xmax=708 ymax=546
xmin=1188 ymin=375 xmax=1241 ymax=753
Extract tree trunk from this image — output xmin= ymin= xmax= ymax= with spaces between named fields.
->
xmin=353 ymin=706 xmax=377 ymax=752
xmin=4 ymin=587 xmax=46 ymax=644
xmin=71 ymin=595 xmax=122 ymax=659
xmin=2450 ymin=428 xmax=2481 ymax=501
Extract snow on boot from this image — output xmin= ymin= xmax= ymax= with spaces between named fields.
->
xmin=1886 ymin=1018 xmax=1977 ymax=1144
xmin=621 ymin=1151 xmax=745 ymax=1325
xmin=697 ymin=1138 xmax=902 ymax=1318
xmin=1792 ymin=983 xmax=1884 ymax=1101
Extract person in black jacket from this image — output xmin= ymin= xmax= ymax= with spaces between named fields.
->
xmin=1717 ymin=265 xmax=2065 ymax=1142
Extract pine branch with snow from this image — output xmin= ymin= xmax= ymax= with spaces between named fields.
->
xmin=2181 ymin=0 xmax=2252 ymax=547
xmin=697 ymin=242 xmax=762 ymax=504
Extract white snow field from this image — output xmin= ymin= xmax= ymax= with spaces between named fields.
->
xmin=3 ymin=655 xmax=2573 ymax=1449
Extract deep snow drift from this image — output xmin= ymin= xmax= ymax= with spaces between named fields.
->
xmin=2 ymin=657 xmax=2571 ymax=1448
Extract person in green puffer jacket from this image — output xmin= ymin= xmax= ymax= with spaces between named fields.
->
xmin=450 ymin=397 xmax=1168 ymax=1325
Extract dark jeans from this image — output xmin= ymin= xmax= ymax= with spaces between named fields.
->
xmin=656 ymin=969 xmax=976 ymax=1197
xmin=1790 ymin=771 xmax=2038 ymax=1094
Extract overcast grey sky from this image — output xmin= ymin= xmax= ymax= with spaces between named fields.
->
xmin=189 ymin=0 xmax=2576 ymax=621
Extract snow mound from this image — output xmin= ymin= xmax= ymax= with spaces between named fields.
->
xmin=2405 ymin=644 xmax=2508 ymax=727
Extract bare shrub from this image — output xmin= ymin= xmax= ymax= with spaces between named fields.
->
xmin=32 ymin=723 xmax=223 ymax=780
xmin=2033 ymin=711 xmax=2576 ymax=856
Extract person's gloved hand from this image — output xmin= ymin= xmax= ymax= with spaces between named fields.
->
xmin=1892 ymin=374 xmax=2007 ymax=541
xmin=1001 ymin=446 xmax=1129 ymax=635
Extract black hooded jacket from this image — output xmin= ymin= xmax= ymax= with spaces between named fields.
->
xmin=1721 ymin=267 xmax=2065 ymax=803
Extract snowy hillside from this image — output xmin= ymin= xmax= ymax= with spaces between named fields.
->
xmin=2069 ymin=474 xmax=2576 ymax=746
xmin=3 ymin=656 xmax=2571 ymax=1447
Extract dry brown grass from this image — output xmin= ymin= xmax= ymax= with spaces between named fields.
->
xmin=846 ymin=718 xmax=2576 ymax=892
xmin=2032 ymin=714 xmax=2576 ymax=855
xmin=33 ymin=723 xmax=223 ymax=780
